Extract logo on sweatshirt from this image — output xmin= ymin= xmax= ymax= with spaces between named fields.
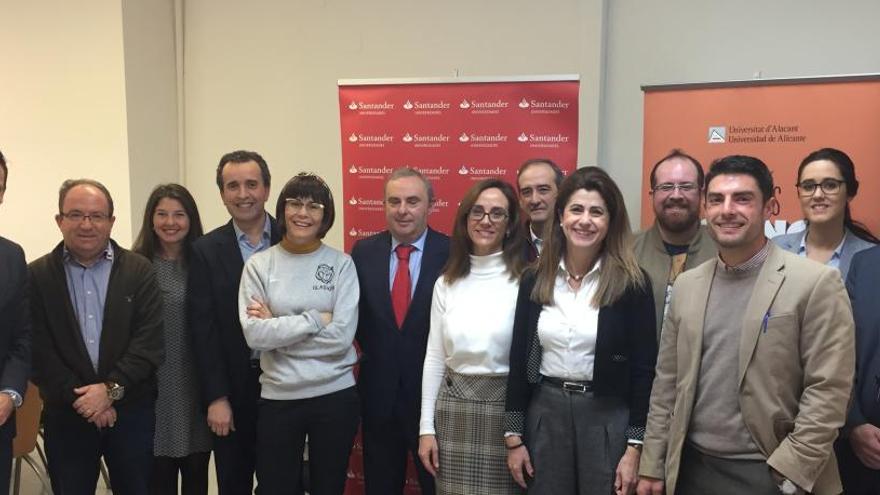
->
xmin=315 ymin=264 xmax=335 ymax=284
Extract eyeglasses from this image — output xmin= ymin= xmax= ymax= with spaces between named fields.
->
xmin=468 ymin=206 xmax=508 ymax=223
xmin=652 ymin=182 xmax=698 ymax=194
xmin=59 ymin=211 xmax=111 ymax=224
xmin=285 ymin=198 xmax=325 ymax=214
xmin=796 ymin=179 xmax=845 ymax=197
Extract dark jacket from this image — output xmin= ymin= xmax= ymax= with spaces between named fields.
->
xmin=29 ymin=240 xmax=164 ymax=408
xmin=351 ymin=228 xmax=450 ymax=421
xmin=504 ymin=268 xmax=657 ymax=439
xmin=0 ymin=237 xmax=32 ymax=438
xmin=845 ymin=245 xmax=880 ymax=429
xmin=188 ymin=218 xmax=279 ymax=409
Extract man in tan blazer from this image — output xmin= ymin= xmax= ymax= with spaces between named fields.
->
xmin=637 ymin=155 xmax=855 ymax=495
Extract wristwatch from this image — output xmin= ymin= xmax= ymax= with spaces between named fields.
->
xmin=778 ymin=478 xmax=798 ymax=495
xmin=105 ymin=382 xmax=125 ymax=401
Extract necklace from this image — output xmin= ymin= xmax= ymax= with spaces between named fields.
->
xmin=568 ymin=271 xmax=586 ymax=282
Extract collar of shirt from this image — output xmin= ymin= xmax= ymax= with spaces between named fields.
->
xmin=233 ymin=213 xmax=272 ymax=248
xmin=718 ymin=239 xmax=771 ymax=274
xmin=62 ymin=242 xmax=115 ymax=267
xmin=530 ymin=224 xmax=543 ymax=250
xmin=557 ymin=257 xmax=602 ymax=287
xmin=390 ymin=228 xmax=427 ymax=254
xmin=389 ymin=228 xmax=428 ymax=296
xmin=796 ymin=231 xmax=845 ymax=263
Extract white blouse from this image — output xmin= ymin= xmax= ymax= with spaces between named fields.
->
xmin=419 ymin=252 xmax=520 ymax=435
xmin=537 ymin=260 xmax=601 ymax=381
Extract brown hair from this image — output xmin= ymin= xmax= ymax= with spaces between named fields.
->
xmin=443 ymin=179 xmax=525 ymax=284
xmin=531 ymin=166 xmax=645 ymax=307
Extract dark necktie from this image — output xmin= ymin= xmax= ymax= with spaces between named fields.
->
xmin=391 ymin=244 xmax=415 ymax=328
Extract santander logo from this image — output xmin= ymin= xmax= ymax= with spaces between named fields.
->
xmin=518 ymin=98 xmax=530 ymax=109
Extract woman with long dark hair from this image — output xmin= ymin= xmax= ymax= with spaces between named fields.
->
xmin=418 ymin=178 xmax=526 ymax=495
xmin=773 ymin=147 xmax=878 ymax=279
xmin=133 ymin=183 xmax=211 ymax=495
xmin=505 ymin=167 xmax=657 ymax=494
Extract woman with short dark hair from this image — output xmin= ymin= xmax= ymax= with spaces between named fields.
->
xmin=239 ymin=172 xmax=360 ymax=494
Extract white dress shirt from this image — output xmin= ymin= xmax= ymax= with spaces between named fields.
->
xmin=537 ymin=259 xmax=601 ymax=381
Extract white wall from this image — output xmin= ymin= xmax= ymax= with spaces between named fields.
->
xmin=600 ymin=0 xmax=880 ymax=226
xmin=0 ymin=1 xmax=132 ymax=260
xmin=182 ymin=0 xmax=605 ymax=249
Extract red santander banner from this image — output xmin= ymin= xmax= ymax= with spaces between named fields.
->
xmin=340 ymin=76 xmax=580 ymax=252
xmin=338 ymin=76 xmax=579 ymax=494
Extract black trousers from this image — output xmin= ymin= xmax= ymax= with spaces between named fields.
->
xmin=836 ymin=437 xmax=880 ymax=495
xmin=213 ymin=366 xmax=261 ymax=495
xmin=361 ymin=402 xmax=435 ymax=495
xmin=256 ymin=386 xmax=360 ymax=495
xmin=44 ymin=399 xmax=155 ymax=495
xmin=151 ymin=452 xmax=211 ymax=495
xmin=0 ymin=434 xmax=11 ymax=493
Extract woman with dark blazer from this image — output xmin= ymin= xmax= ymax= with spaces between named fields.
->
xmin=504 ymin=166 xmax=657 ymax=495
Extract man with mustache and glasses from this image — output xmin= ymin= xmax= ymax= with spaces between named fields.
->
xmin=516 ymin=159 xmax=563 ymax=261
xmin=633 ymin=149 xmax=716 ymax=337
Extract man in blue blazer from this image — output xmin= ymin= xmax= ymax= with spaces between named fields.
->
xmin=189 ymin=150 xmax=280 ymax=495
xmin=0 ymin=152 xmax=31 ymax=490
xmin=840 ymin=245 xmax=880 ymax=493
xmin=352 ymin=168 xmax=449 ymax=495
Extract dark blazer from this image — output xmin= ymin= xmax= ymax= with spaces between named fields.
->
xmin=189 ymin=218 xmax=279 ymax=409
xmin=28 ymin=241 xmax=164 ymax=408
xmin=846 ymin=245 xmax=880 ymax=429
xmin=504 ymin=268 xmax=657 ymax=439
xmin=352 ymin=228 xmax=450 ymax=421
xmin=0 ymin=237 xmax=31 ymax=439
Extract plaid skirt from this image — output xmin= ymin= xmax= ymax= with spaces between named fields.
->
xmin=435 ymin=370 xmax=522 ymax=495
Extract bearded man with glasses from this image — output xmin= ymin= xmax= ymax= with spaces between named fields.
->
xmin=633 ymin=149 xmax=717 ymax=337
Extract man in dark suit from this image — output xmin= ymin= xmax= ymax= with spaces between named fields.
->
xmin=30 ymin=179 xmax=164 ymax=494
xmin=189 ymin=150 xmax=279 ymax=494
xmin=352 ymin=167 xmax=450 ymax=495
xmin=516 ymin=159 xmax=562 ymax=261
xmin=0 ymin=151 xmax=32 ymax=489
xmin=839 ymin=245 xmax=880 ymax=494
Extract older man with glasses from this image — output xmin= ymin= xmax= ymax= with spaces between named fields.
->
xmin=29 ymin=178 xmax=164 ymax=494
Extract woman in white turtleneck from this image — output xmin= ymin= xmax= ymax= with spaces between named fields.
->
xmin=418 ymin=179 xmax=527 ymax=495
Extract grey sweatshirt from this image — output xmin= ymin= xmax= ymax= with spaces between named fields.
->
xmin=239 ymin=243 xmax=359 ymax=400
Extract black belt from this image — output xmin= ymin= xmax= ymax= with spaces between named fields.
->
xmin=541 ymin=376 xmax=593 ymax=393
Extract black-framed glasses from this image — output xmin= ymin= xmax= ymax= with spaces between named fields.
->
xmin=468 ymin=206 xmax=508 ymax=223
xmin=285 ymin=198 xmax=325 ymax=214
xmin=796 ymin=179 xmax=845 ymax=197
xmin=652 ymin=182 xmax=697 ymax=194
xmin=59 ymin=211 xmax=111 ymax=224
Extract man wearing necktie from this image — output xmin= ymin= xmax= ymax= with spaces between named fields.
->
xmin=516 ymin=159 xmax=563 ymax=262
xmin=352 ymin=168 xmax=450 ymax=495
